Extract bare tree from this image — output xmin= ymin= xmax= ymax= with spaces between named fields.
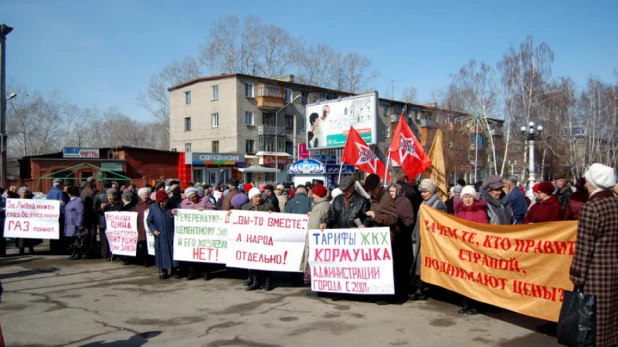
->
xmin=295 ymin=43 xmax=337 ymax=87
xmin=401 ymin=87 xmax=418 ymax=104
xmin=255 ymin=24 xmax=299 ymax=78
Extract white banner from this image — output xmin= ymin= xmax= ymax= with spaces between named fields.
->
xmin=173 ymin=210 xmax=229 ymax=264
xmin=225 ymin=210 xmax=308 ymax=272
xmin=105 ymin=212 xmax=138 ymax=256
xmin=4 ymin=199 xmax=60 ymax=239
xmin=144 ymin=210 xmax=155 ymax=256
xmin=308 ymin=227 xmax=394 ymax=295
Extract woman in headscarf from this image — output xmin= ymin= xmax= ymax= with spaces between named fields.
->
xmin=64 ymin=185 xmax=86 ymax=260
xmin=524 ymin=181 xmax=562 ymax=223
xmin=241 ymin=188 xmax=275 ymax=291
xmin=134 ymin=187 xmax=154 ymax=267
xmin=147 ymin=190 xmax=179 ymax=279
xmin=480 ymin=175 xmax=513 ymax=225
xmin=16 ymin=187 xmax=40 ymax=255
xmin=388 ymin=184 xmax=415 ymax=301
xmin=410 ymin=179 xmax=447 ymax=300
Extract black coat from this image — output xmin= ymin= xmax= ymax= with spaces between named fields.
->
xmin=264 ymin=193 xmax=280 ymax=212
xmin=324 ymin=193 xmax=371 ymax=229
xmin=93 ymin=192 xmax=109 ymax=228
xmin=397 ymin=181 xmax=422 ymax=215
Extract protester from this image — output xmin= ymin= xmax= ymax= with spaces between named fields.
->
xmin=524 ymin=181 xmax=562 ymax=223
xmin=16 ymin=187 xmax=39 ymax=255
xmin=100 ymin=188 xmax=123 ymax=260
xmin=93 ymin=182 xmax=112 ymax=259
xmin=562 ymin=178 xmax=588 ymax=221
xmin=47 ymin=179 xmax=69 ymax=254
xmin=303 ymin=184 xmax=330 ymax=292
xmin=387 ymin=183 xmax=415 ymax=304
xmin=275 ymin=184 xmax=288 ymax=210
xmin=395 ymin=171 xmax=422 ymax=214
xmin=241 ymin=188 xmax=275 ymax=291
xmin=262 ymin=184 xmax=280 ymax=212
xmin=321 ymin=176 xmax=370 ymax=230
xmin=502 ymin=176 xmax=527 ymax=224
xmin=569 ymin=163 xmax=618 ymax=347
xmin=284 ymin=185 xmax=312 ymax=214
xmin=552 ymin=171 xmax=573 ymax=209
xmin=481 ymin=175 xmax=513 ymax=225
xmin=147 ymin=190 xmax=180 ymax=280
xmin=221 ymin=179 xmax=240 ymax=211
xmin=445 ymin=185 xmax=462 ymax=215
xmin=134 ymin=187 xmax=154 ymax=267
xmin=230 ymin=193 xmax=249 ymax=210
xmin=64 ymin=185 xmax=86 ymax=260
xmin=410 ymin=178 xmax=446 ymax=301
xmin=81 ymin=177 xmax=97 ymax=252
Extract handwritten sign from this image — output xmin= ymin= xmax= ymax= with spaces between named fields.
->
xmin=308 ymin=227 xmax=394 ymax=295
xmin=226 ymin=211 xmax=308 ymax=272
xmin=419 ymin=205 xmax=577 ymax=322
xmin=4 ymin=199 xmax=60 ymax=239
xmin=105 ymin=212 xmax=138 ymax=256
xmin=173 ymin=210 xmax=229 ymax=264
xmin=144 ymin=210 xmax=155 ymax=256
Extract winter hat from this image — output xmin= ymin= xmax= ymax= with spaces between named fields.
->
xmin=363 ymin=174 xmax=381 ymax=191
xmin=243 ymin=184 xmax=253 ymax=193
xmin=137 ymin=187 xmax=151 ymax=197
xmin=537 ymin=181 xmax=555 ymax=195
xmin=457 ymin=179 xmax=466 ymax=186
xmin=259 ymin=183 xmax=266 ymax=191
xmin=482 ymin=175 xmax=504 ymax=191
xmin=106 ymin=188 xmax=119 ymax=197
xmin=248 ymin=188 xmax=261 ymax=201
xmin=454 ymin=185 xmax=463 ymax=194
xmin=231 ymin=193 xmax=249 ymax=209
xmin=532 ymin=183 xmax=540 ymax=193
xmin=196 ymin=186 xmax=205 ymax=197
xmin=331 ymin=188 xmax=343 ymax=200
xmin=584 ymin=163 xmax=616 ymax=190
xmin=264 ymin=184 xmax=275 ymax=192
xmin=155 ymin=190 xmax=168 ymax=203
xmin=419 ymin=179 xmax=437 ymax=194
xmin=276 ymin=184 xmax=285 ymax=191
xmin=460 ymin=185 xmax=476 ymax=198
xmin=311 ymin=184 xmax=328 ymax=198
xmin=338 ymin=176 xmax=356 ymax=191
xmin=184 ymin=187 xmax=199 ymax=197
xmin=553 ymin=172 xmax=568 ymax=180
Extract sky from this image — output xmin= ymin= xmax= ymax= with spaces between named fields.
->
xmin=2 ymin=0 xmax=617 ymax=122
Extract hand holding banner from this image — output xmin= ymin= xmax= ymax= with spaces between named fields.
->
xmin=173 ymin=210 xmax=229 ymax=263
xmin=4 ymin=199 xmax=60 ymax=239
xmin=105 ymin=211 xmax=138 ymax=256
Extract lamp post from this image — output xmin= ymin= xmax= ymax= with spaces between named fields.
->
xmin=275 ymin=94 xmax=300 ymax=182
xmin=0 ymin=24 xmax=13 ymax=189
xmin=507 ymin=160 xmax=517 ymax=175
xmin=520 ymin=121 xmax=543 ymax=200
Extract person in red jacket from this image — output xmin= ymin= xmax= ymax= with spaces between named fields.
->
xmin=455 ymin=185 xmax=489 ymax=224
xmin=524 ymin=181 xmax=562 ymax=223
xmin=563 ymin=178 xmax=588 ymax=220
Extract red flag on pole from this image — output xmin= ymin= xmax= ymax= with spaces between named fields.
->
xmin=342 ymin=127 xmax=390 ymax=181
xmin=389 ymin=113 xmax=432 ymax=179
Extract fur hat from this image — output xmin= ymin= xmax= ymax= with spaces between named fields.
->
xmin=537 ymin=181 xmax=555 ymax=195
xmin=584 ymin=163 xmax=616 ymax=190
xmin=553 ymin=172 xmax=568 ymax=180
xmin=419 ymin=179 xmax=437 ymax=194
xmin=364 ymin=174 xmax=381 ymax=191
xmin=460 ymin=185 xmax=476 ymax=198
xmin=311 ymin=184 xmax=328 ymax=198
xmin=482 ymin=175 xmax=504 ymax=191
xmin=338 ymin=176 xmax=356 ymax=191
xmin=248 ymin=188 xmax=261 ymax=201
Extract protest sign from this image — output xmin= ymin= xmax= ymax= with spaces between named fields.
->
xmin=226 ymin=210 xmax=307 ymax=272
xmin=144 ymin=210 xmax=155 ymax=256
xmin=4 ymin=199 xmax=60 ymax=239
xmin=308 ymin=227 xmax=394 ymax=295
xmin=173 ymin=210 xmax=229 ymax=263
xmin=419 ymin=205 xmax=577 ymax=322
xmin=105 ymin=211 xmax=138 ymax=256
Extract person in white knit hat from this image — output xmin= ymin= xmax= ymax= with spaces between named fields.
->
xmin=569 ymin=163 xmax=617 ymax=347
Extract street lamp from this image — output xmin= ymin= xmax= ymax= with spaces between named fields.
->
xmin=1 ymin=24 xmax=13 ymax=189
xmin=275 ymin=94 xmax=300 ymax=182
xmin=520 ymin=121 xmax=543 ymax=200
xmin=507 ymin=160 xmax=517 ymax=175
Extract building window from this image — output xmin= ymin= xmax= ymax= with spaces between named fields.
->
xmin=184 ymin=117 xmax=191 ymax=131
xmin=301 ymin=91 xmax=308 ymax=105
xmin=286 ymin=141 xmax=293 ymax=156
xmin=245 ymin=111 xmax=254 ymax=125
xmin=285 ymin=115 xmax=294 ymax=129
xmin=262 ymin=113 xmax=275 ymax=126
xmin=212 ymin=85 xmax=219 ymax=100
xmin=246 ymin=139 xmax=255 ymax=154
xmin=300 ymin=116 xmax=306 ymax=130
xmin=185 ymin=91 xmax=191 ymax=105
xmin=245 ymin=83 xmax=254 ymax=98
xmin=185 ymin=143 xmax=192 ymax=152
xmin=212 ymin=141 xmax=219 ymax=153
xmin=212 ymin=113 xmax=219 ymax=128
xmin=470 ymin=133 xmax=483 ymax=145
xmin=284 ymin=88 xmax=293 ymax=103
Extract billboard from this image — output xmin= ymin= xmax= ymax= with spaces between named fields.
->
xmin=306 ymin=92 xmax=378 ymax=149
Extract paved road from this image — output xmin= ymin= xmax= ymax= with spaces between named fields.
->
xmin=0 ymin=245 xmax=559 ymax=347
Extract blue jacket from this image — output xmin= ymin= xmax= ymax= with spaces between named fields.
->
xmin=47 ymin=186 xmax=69 ymax=214
xmin=147 ymin=203 xmax=178 ymax=269
xmin=507 ymin=188 xmax=528 ymax=224
xmin=64 ymin=197 xmax=84 ymax=237
xmin=284 ymin=193 xmax=312 ymax=214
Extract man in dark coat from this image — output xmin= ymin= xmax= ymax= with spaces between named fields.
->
xmin=80 ymin=177 xmax=96 ymax=252
xmin=283 ymin=185 xmax=311 ymax=214
xmin=553 ymin=171 xmax=573 ymax=209
xmin=503 ymin=175 xmax=528 ymax=224
xmin=262 ymin=184 xmax=280 ymax=212
xmin=147 ymin=190 xmax=180 ymax=279
xmin=94 ymin=181 xmax=112 ymax=258
xmin=395 ymin=170 xmax=422 ymax=215
xmin=569 ymin=163 xmax=618 ymax=347
xmin=321 ymin=176 xmax=370 ymax=230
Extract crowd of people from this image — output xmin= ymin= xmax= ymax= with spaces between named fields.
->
xmin=0 ymin=164 xmax=617 ymax=346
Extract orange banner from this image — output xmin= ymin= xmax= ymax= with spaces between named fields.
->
xmin=419 ymin=205 xmax=577 ymax=322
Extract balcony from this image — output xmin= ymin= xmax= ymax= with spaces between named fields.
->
xmin=420 ymin=119 xmax=437 ymax=128
xmin=258 ymin=125 xmax=286 ymax=136
xmin=256 ymin=83 xmax=285 ymax=110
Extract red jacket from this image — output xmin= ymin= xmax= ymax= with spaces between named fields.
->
xmin=455 ymin=200 xmax=489 ymax=224
xmin=524 ymin=195 xmax=562 ymax=223
xmin=563 ymin=190 xmax=588 ymax=221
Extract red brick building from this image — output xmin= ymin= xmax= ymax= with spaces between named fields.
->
xmin=18 ymin=146 xmax=180 ymax=192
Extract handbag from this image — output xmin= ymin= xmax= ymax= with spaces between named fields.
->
xmin=557 ymin=247 xmax=597 ymax=347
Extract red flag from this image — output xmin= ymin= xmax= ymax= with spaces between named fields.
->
xmin=389 ymin=113 xmax=432 ymax=179
xmin=342 ymin=127 xmax=390 ymax=181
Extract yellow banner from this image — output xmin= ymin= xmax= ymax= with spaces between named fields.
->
xmin=423 ymin=129 xmax=448 ymax=201
xmin=419 ymin=205 xmax=577 ymax=322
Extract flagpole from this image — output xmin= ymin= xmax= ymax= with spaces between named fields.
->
xmin=384 ymin=152 xmax=391 ymax=187
xmin=338 ymin=158 xmax=344 ymax=184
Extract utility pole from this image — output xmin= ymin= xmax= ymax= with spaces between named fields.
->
xmin=0 ymin=24 xmax=13 ymax=189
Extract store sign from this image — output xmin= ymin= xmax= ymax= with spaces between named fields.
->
xmin=188 ymin=153 xmax=245 ymax=165
xmin=298 ymin=143 xmax=310 ymax=160
xmin=63 ymin=147 xmax=100 ymax=158
xmin=288 ymin=159 xmax=325 ymax=174
xmin=326 ymin=164 xmax=355 ymax=174
xmin=263 ymin=155 xmax=289 ymax=165
xmin=101 ymin=162 xmax=123 ymax=172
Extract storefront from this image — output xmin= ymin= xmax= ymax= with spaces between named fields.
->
xmin=183 ymin=152 xmax=245 ymax=186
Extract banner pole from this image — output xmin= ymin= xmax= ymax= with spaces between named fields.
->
xmin=338 ymin=159 xmax=344 ymax=184
xmin=384 ymin=152 xmax=391 ymax=187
